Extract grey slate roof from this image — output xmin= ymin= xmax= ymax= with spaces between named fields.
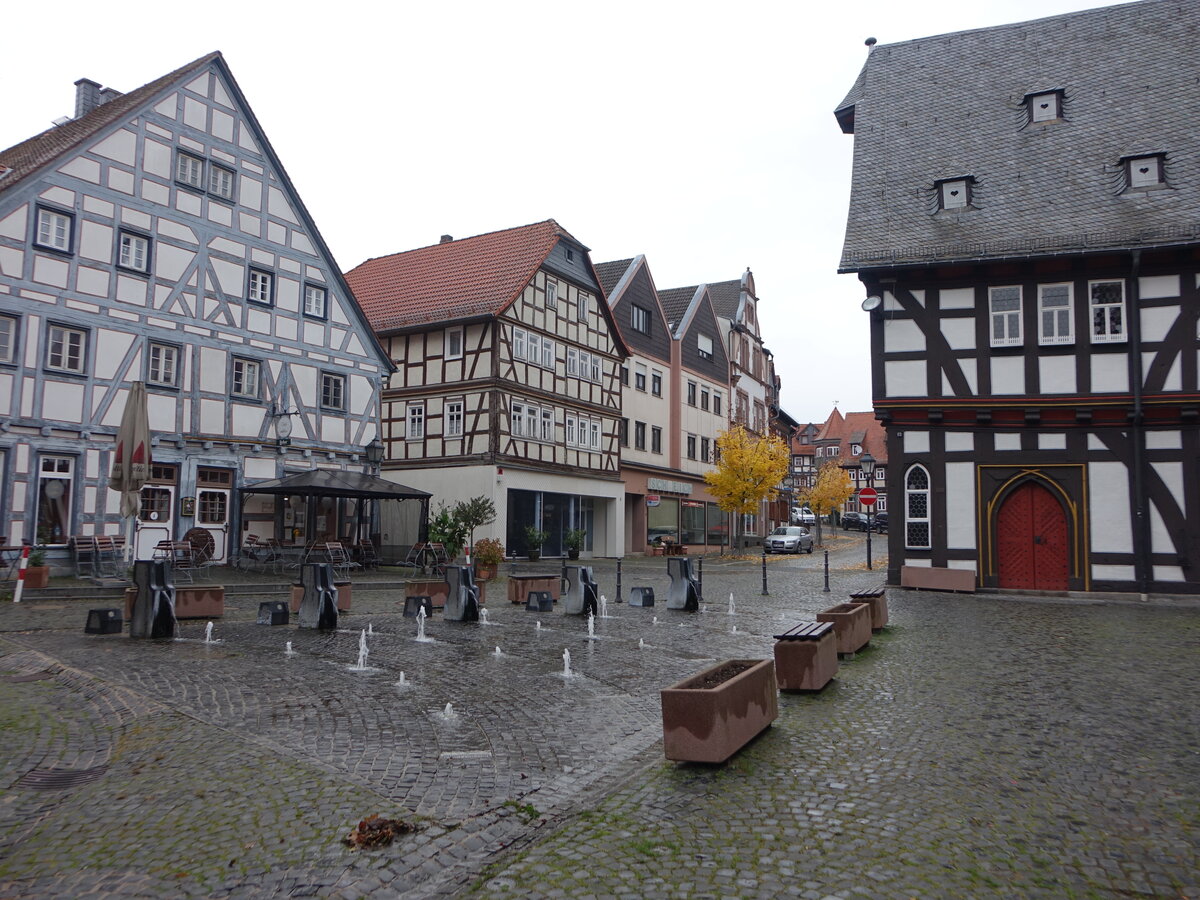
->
xmin=836 ymin=0 xmax=1200 ymax=271
xmin=594 ymin=258 xmax=634 ymax=299
xmin=706 ymin=280 xmax=741 ymax=319
xmin=658 ymin=286 xmax=698 ymax=328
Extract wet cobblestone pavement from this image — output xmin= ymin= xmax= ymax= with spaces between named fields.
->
xmin=1 ymin=547 xmax=1197 ymax=898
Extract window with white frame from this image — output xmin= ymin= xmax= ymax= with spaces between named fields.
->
xmin=1090 ymin=280 xmax=1125 ymax=343
xmin=589 ymin=420 xmax=600 ymax=451
xmin=579 ymin=350 xmax=590 ymax=380
xmin=321 ymin=372 xmax=345 ymax=410
xmin=545 ymin=281 xmax=558 ymax=308
xmin=511 ymin=400 xmax=550 ymax=440
xmin=303 ymin=284 xmax=327 ymax=319
xmin=631 ymin=305 xmax=650 ymax=334
xmin=35 ymin=208 xmax=73 ymax=252
xmin=175 ymin=151 xmax=204 ymax=188
xmin=540 ymin=335 xmax=553 ymax=367
xmin=248 ymin=268 xmax=274 ymax=305
xmin=851 ymin=443 xmax=862 ymax=456
xmin=118 ymin=231 xmax=150 ymax=272
xmin=511 ymin=401 xmax=525 ymax=437
xmin=698 ymin=333 xmax=713 ymax=359
xmin=445 ymin=400 xmax=464 ymax=438
xmin=406 ymin=402 xmax=425 ymax=439
xmin=513 ymin=327 xmax=528 ymax=362
xmin=989 ymin=285 xmax=1022 ymax=346
xmin=147 ymin=342 xmax=180 ymax=387
xmin=565 ymin=414 xmax=576 ymax=446
xmin=651 ymin=371 xmax=662 ymax=396
xmin=567 ymin=347 xmax=578 ymax=376
xmin=36 ymin=455 xmax=74 ymax=545
xmin=905 ymin=464 xmax=931 ymax=549
xmin=589 ymin=353 xmax=601 ymax=382
xmin=524 ymin=403 xmax=537 ymax=438
xmin=45 ymin=323 xmax=86 ymax=373
xmin=1038 ymin=283 xmax=1074 ymax=345
xmin=540 ymin=408 xmax=554 ymax=442
xmin=446 ymin=327 xmax=464 ymax=360
xmin=208 ymin=164 xmax=235 ymax=200
xmin=0 ymin=314 xmax=16 ymax=364
xmin=576 ymin=292 xmax=588 ymax=322
xmin=231 ymin=357 xmax=259 ymax=398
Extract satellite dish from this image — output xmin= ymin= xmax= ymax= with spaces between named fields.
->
xmin=861 ymin=295 xmax=883 ymax=312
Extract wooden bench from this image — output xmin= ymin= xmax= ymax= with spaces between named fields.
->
xmin=849 ymin=585 xmax=888 ymax=631
xmin=773 ymin=622 xmax=837 ymax=691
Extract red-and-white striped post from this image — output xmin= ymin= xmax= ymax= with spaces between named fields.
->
xmin=12 ymin=546 xmax=30 ymax=604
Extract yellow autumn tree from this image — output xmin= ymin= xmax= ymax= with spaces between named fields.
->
xmin=798 ymin=460 xmax=854 ymax=545
xmin=704 ymin=426 xmax=790 ymax=548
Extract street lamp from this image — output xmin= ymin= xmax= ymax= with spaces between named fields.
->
xmin=860 ymin=452 xmax=876 ymax=570
xmin=364 ymin=437 xmax=384 ymax=474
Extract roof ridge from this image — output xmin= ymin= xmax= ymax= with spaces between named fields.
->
xmin=354 ymin=219 xmax=565 ymax=266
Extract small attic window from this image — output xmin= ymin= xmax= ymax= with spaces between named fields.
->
xmin=565 ymin=247 xmax=576 ymax=262
xmin=1026 ymin=90 xmax=1063 ymax=124
xmin=936 ymin=177 xmax=973 ymax=211
xmin=1124 ymin=153 xmax=1165 ymax=190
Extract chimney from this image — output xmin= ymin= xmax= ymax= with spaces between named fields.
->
xmin=439 ymin=234 xmax=454 ymax=243
xmin=74 ymin=78 xmax=102 ymax=119
xmin=99 ymin=87 xmax=124 ymax=105
xmin=865 ymin=37 xmax=877 ymax=53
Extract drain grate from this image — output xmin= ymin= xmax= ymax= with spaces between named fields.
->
xmin=3 ymin=671 xmax=55 ymax=683
xmin=17 ymin=765 xmax=108 ymax=791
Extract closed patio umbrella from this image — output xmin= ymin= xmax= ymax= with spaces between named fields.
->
xmin=108 ymin=381 xmax=151 ymax=558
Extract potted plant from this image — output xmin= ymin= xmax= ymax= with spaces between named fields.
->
xmin=564 ymin=528 xmax=586 ymax=560
xmin=24 ymin=546 xmax=50 ymax=590
xmin=428 ymin=504 xmax=468 ymax=561
xmin=523 ymin=526 xmax=548 ymax=561
xmin=472 ymin=538 xmax=505 ymax=581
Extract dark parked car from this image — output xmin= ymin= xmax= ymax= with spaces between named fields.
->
xmin=841 ymin=511 xmax=871 ymax=531
xmin=763 ymin=526 xmax=814 ymax=554
xmin=872 ymin=512 xmax=888 ymax=534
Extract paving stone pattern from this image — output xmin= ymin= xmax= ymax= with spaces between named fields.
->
xmin=0 ymin=552 xmax=1196 ymax=898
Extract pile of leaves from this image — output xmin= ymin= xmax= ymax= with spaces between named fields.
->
xmin=342 ymin=814 xmax=420 ymax=849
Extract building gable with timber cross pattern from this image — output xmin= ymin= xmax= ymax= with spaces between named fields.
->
xmin=0 ymin=53 xmax=391 ymax=563
xmin=836 ymin=0 xmax=1200 ymax=595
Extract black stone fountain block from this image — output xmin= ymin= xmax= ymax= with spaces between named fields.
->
xmin=85 ymin=608 xmax=123 ymax=634
xmin=404 ymin=595 xmax=433 ymax=618
xmin=257 ymin=601 xmax=289 ymax=626
xmin=629 ymin=587 xmax=655 ymax=607
xmin=525 ymin=591 xmax=553 ymax=612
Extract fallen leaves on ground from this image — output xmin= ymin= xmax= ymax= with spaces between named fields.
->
xmin=342 ymin=814 xmax=421 ymax=849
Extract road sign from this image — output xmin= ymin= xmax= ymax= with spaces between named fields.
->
xmin=859 ymin=487 xmax=878 ymax=506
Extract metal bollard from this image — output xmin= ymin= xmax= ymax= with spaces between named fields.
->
xmin=615 ymin=557 xmax=623 ymax=602
xmin=761 ymin=549 xmax=769 ymax=596
xmin=823 ymin=549 xmax=830 ymax=592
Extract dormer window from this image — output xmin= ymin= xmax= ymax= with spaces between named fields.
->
xmin=1025 ymin=90 xmax=1063 ymax=124
xmin=937 ymin=177 xmax=973 ymax=210
xmin=1124 ymin=153 xmax=1165 ymax=190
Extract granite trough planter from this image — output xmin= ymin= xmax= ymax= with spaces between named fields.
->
xmin=661 ymin=658 xmax=778 ymax=763
xmin=816 ymin=602 xmax=872 ymax=656
xmin=126 ymin=585 xmax=225 ymax=619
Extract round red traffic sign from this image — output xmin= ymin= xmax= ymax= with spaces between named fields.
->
xmin=859 ymin=487 xmax=878 ymax=506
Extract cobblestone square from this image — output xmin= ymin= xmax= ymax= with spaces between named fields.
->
xmin=1 ymin=545 xmax=1196 ymax=898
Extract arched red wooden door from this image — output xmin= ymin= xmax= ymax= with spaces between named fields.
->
xmin=997 ymin=482 xmax=1069 ymax=590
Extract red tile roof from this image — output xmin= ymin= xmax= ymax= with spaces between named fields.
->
xmin=0 ymin=53 xmax=220 ymax=197
xmin=815 ymin=408 xmax=888 ymax=463
xmin=344 ymin=220 xmax=576 ymax=334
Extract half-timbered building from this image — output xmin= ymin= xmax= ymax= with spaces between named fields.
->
xmin=669 ymin=271 xmax=780 ymax=546
xmin=836 ymin=0 xmax=1200 ymax=593
xmin=812 ymin=409 xmax=888 ymax=517
xmin=0 ymin=54 xmax=391 ymax=565
xmin=597 ymin=257 xmax=730 ymax=554
xmin=345 ymin=221 xmax=629 ymax=558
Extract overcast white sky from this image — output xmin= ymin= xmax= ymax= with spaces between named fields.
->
xmin=3 ymin=0 xmax=1110 ymax=426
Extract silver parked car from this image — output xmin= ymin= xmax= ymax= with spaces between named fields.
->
xmin=763 ymin=526 xmax=814 ymax=554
